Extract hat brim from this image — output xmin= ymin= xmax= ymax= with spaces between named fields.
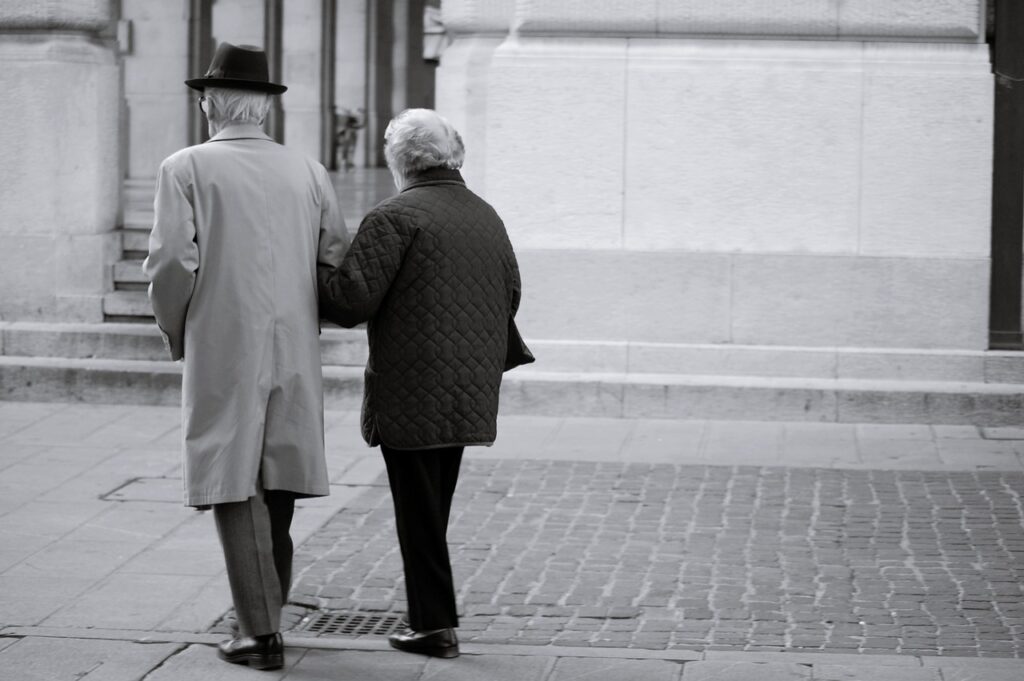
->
xmin=185 ymin=77 xmax=287 ymax=95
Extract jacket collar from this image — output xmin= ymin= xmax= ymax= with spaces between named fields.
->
xmin=206 ymin=123 xmax=275 ymax=143
xmin=401 ymin=167 xmax=465 ymax=192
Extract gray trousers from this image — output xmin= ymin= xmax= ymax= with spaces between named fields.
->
xmin=213 ymin=482 xmax=295 ymax=637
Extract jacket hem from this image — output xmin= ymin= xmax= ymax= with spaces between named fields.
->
xmin=375 ymin=439 xmax=495 ymax=451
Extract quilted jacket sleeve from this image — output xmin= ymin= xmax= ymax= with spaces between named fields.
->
xmin=317 ymin=208 xmax=412 ymax=328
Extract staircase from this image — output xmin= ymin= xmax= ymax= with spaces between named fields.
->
xmin=102 ymin=178 xmax=155 ymax=321
xmin=2 ymin=176 xmax=1023 ymax=425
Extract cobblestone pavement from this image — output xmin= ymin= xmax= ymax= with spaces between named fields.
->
xmin=289 ymin=460 xmax=1024 ymax=657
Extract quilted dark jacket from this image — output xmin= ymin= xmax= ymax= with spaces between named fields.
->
xmin=318 ymin=168 xmax=521 ymax=450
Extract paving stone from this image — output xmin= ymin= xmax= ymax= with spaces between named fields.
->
xmin=289 ymin=649 xmax=427 ymax=681
xmin=5 ymin=539 xmax=148 ymax=579
xmin=288 ymin=460 xmax=1024 ymax=656
xmin=550 ymin=656 xmax=682 ymax=680
xmin=143 ymin=643 xmax=289 ymax=680
xmin=158 ymin=573 xmax=234 ymax=632
xmin=420 ymin=653 xmax=553 ymax=681
xmin=680 ymin=661 xmax=810 ymax=680
xmin=42 ymin=573 xmax=211 ymax=629
xmin=80 ymin=405 xmax=180 ymax=447
xmin=938 ymin=670 xmax=1024 ymax=681
xmin=6 ymin=404 xmax=127 ymax=445
xmin=0 ymin=637 xmax=181 ymax=681
xmin=812 ymin=665 xmax=941 ymax=681
xmin=0 ymin=574 xmax=96 ymax=626
xmin=980 ymin=427 xmax=1024 ymax=441
xmin=0 ymin=402 xmax=68 ymax=439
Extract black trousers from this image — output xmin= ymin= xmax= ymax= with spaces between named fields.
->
xmin=382 ymin=445 xmax=464 ymax=631
xmin=212 ymin=483 xmax=295 ymax=637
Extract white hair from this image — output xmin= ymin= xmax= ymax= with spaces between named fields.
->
xmin=204 ymin=86 xmax=271 ymax=126
xmin=384 ymin=109 xmax=464 ymax=189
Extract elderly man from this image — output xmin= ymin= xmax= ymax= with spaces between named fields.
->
xmin=143 ymin=42 xmax=348 ymax=670
xmin=318 ymin=108 xmax=525 ymax=658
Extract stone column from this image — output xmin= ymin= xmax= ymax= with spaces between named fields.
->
xmin=335 ymin=0 xmax=368 ymax=168
xmin=365 ymin=0 xmax=394 ymax=167
xmin=0 ymin=1 xmax=121 ymax=322
xmin=122 ymin=0 xmax=190 ymax=181
xmin=435 ymin=0 xmax=514 ymax=192
xmin=212 ymin=0 xmax=264 ymax=45
xmin=282 ymin=0 xmax=322 ymax=158
xmin=475 ymin=0 xmax=992 ymax=353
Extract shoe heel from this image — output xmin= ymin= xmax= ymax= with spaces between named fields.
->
xmin=249 ymin=654 xmax=284 ymax=671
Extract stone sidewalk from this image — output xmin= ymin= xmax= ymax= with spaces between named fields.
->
xmin=1 ymin=401 xmax=1023 ymax=680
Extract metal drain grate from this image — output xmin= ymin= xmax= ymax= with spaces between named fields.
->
xmin=296 ymin=611 xmax=404 ymax=637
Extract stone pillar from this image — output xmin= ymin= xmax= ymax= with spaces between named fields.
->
xmin=365 ymin=0 xmax=394 ymax=167
xmin=212 ymin=0 xmax=265 ymax=52
xmin=435 ymin=0 xmax=514 ymax=192
xmin=122 ymin=0 xmax=190 ymax=179
xmin=282 ymin=0 xmax=322 ymax=158
xmin=335 ymin=0 xmax=368 ymax=168
xmin=0 ymin=1 xmax=121 ymax=322
xmin=472 ymin=0 xmax=992 ymax=352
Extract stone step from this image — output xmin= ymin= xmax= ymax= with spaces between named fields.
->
xmin=102 ymin=291 xmax=152 ymax=318
xmin=4 ymin=323 xmax=1022 ymax=424
xmin=6 ymin=321 xmax=1024 ymax=382
xmin=122 ymin=229 xmax=150 ymax=253
xmin=1 ymin=354 xmax=1022 ymax=425
xmin=124 ymin=212 xmax=153 ymax=232
xmin=1 ymin=322 xmax=368 ymax=366
xmin=113 ymin=259 xmax=146 ymax=285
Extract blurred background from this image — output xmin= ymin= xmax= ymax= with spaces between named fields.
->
xmin=0 ymin=1 xmax=1019 ymax=426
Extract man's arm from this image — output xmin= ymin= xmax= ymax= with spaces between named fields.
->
xmin=142 ymin=158 xmax=198 ymax=361
xmin=318 ymin=209 xmax=410 ymax=328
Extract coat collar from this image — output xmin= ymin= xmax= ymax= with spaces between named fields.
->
xmin=401 ymin=167 xmax=465 ymax=192
xmin=206 ymin=123 xmax=275 ymax=143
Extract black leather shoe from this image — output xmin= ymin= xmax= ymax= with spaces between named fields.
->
xmin=388 ymin=627 xmax=459 ymax=658
xmin=217 ymin=632 xmax=284 ymax=670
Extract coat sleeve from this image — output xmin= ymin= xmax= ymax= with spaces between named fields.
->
xmin=316 ymin=165 xmax=350 ymax=268
xmin=142 ymin=158 xmax=198 ymax=361
xmin=318 ymin=209 xmax=411 ymax=328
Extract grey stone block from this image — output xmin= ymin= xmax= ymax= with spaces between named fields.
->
xmin=681 ymin=661 xmax=810 ymax=680
xmin=0 ymin=637 xmax=181 ymax=681
xmin=550 ymin=656 xmax=682 ymax=681
xmin=421 ymin=654 xmax=553 ymax=681
xmin=813 ymin=665 xmax=940 ymax=681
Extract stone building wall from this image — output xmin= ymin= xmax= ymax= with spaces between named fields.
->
xmin=437 ymin=0 xmax=992 ymax=357
xmin=0 ymin=0 xmax=121 ymax=322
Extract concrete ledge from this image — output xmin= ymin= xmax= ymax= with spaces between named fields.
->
xmin=4 ymin=323 xmax=1023 ymax=383
xmin=5 ymin=355 xmax=1020 ymax=425
xmin=0 ymin=322 xmax=368 ymax=365
xmin=0 ymin=356 xmax=181 ymax=405
xmin=501 ymin=371 xmax=1024 ymax=425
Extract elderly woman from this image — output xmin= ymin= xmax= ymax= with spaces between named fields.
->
xmin=318 ymin=108 xmax=522 ymax=658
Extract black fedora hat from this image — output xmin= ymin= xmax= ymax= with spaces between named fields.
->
xmin=185 ymin=42 xmax=287 ymax=94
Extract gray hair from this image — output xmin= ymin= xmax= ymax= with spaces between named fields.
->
xmin=384 ymin=109 xmax=464 ymax=188
xmin=204 ymin=86 xmax=271 ymax=126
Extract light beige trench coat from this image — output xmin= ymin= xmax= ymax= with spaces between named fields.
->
xmin=143 ymin=123 xmax=349 ymax=507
